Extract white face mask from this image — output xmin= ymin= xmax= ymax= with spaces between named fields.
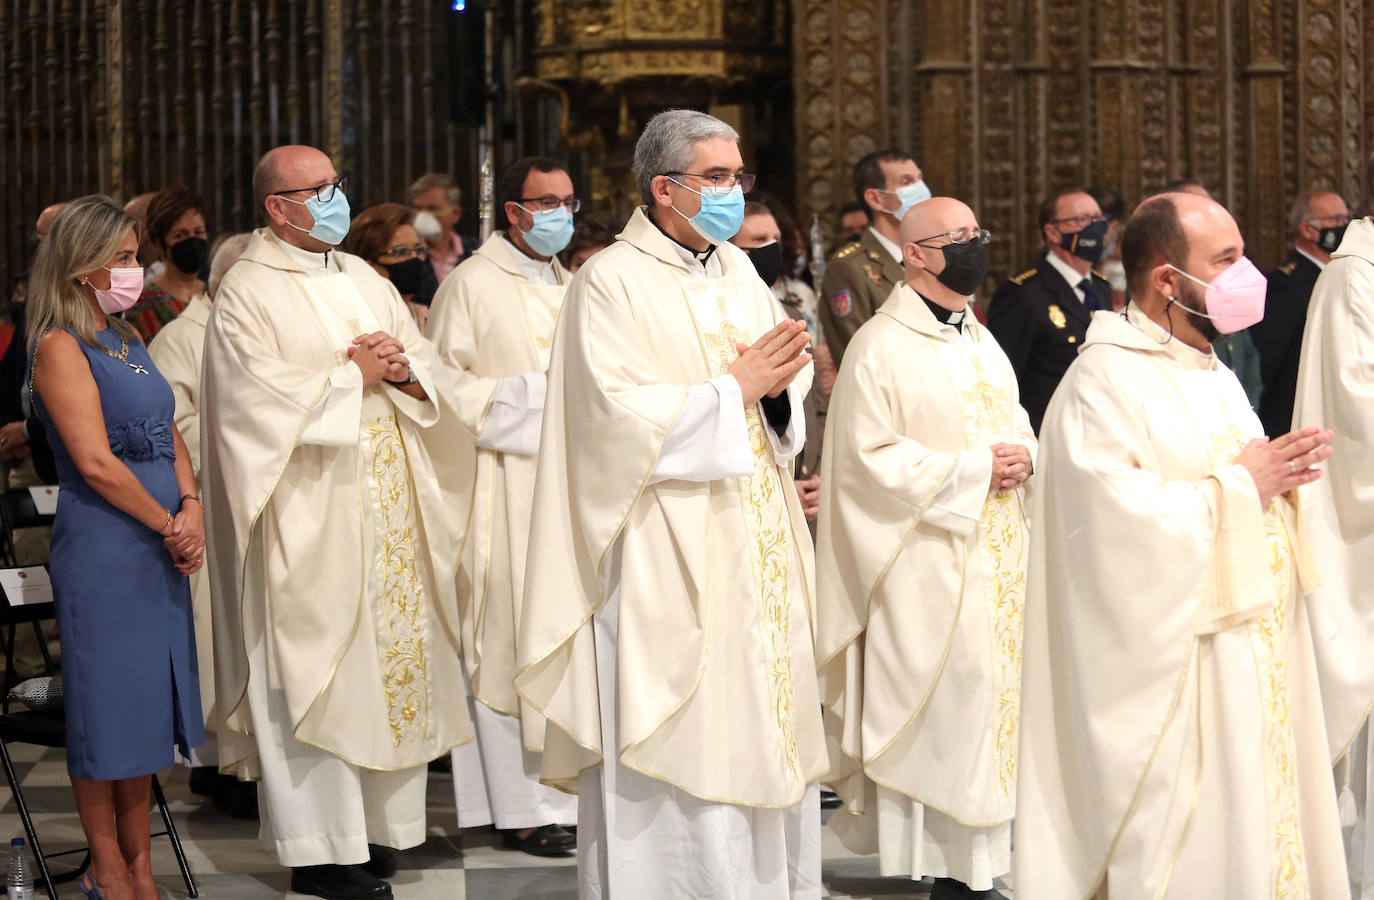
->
xmin=1101 ymin=259 xmax=1127 ymax=293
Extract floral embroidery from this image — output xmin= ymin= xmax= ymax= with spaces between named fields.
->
xmin=366 ymin=414 xmax=431 ymax=748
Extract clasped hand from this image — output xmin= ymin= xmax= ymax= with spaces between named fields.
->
xmin=348 ymin=331 xmax=411 ymax=388
xmin=990 ymin=443 xmax=1032 ymax=492
xmin=162 ymin=504 xmax=204 ymax=576
xmin=730 ymin=319 xmax=812 ymax=406
xmin=1236 ymin=426 xmax=1333 ymax=507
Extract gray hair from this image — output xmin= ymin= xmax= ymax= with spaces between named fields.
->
xmin=207 ymin=233 xmax=252 ymax=298
xmin=1287 ymin=191 xmax=1316 ymax=235
xmin=409 ymin=172 xmax=462 ymax=207
xmin=633 ymin=109 xmax=740 ymax=207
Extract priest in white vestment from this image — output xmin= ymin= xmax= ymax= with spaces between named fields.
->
xmin=1291 ymin=213 xmax=1374 ymax=899
xmin=1017 ymin=190 xmax=1354 ymax=899
xmin=428 ymin=156 xmax=579 ymax=855
xmin=148 ymin=233 xmax=256 ymax=814
xmin=817 ymin=198 xmax=1034 ymax=900
xmin=200 ymin=145 xmax=471 ymax=900
xmin=515 ymin=109 xmax=827 ymax=899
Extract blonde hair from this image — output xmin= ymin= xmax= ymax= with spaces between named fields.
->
xmin=28 ymin=195 xmax=140 ymax=351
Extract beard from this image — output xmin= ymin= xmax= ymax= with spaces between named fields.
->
xmin=1174 ymin=278 xmax=1220 ymax=343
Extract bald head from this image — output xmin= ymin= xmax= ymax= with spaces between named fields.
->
xmin=900 ymin=197 xmax=975 ymax=246
xmin=34 ymin=202 xmax=67 ymax=245
xmin=123 ymin=192 xmax=155 ymax=224
xmin=252 ymin=145 xmax=336 ymax=215
xmin=1122 ymin=191 xmax=1242 ymax=310
xmin=207 ymin=233 xmax=253 ymax=299
xmin=899 ymin=196 xmax=985 ymax=308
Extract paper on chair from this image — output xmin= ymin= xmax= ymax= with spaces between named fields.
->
xmin=0 ymin=566 xmax=52 ymax=607
xmin=27 ymin=486 xmax=58 ymax=516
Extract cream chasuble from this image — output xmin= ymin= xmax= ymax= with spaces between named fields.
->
xmin=816 ymin=284 xmax=1034 ymax=889
xmin=427 ymin=234 xmax=568 ymax=737
xmin=1017 ymin=306 xmax=1348 ymax=900
xmin=1291 ymin=218 xmax=1374 ymax=899
xmin=428 ymin=233 xmax=577 ymax=829
xmin=201 ymin=229 xmax=471 ymax=780
xmin=148 ymin=294 xmax=217 ymax=742
xmin=516 ymin=207 xmax=827 ymax=810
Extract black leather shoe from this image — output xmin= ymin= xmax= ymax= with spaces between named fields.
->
xmin=289 ymin=864 xmax=393 ymax=899
xmin=187 ymin=766 xmax=219 ymax=798
xmin=361 ymin=844 xmax=397 ymax=879
xmin=930 ymin=878 xmax=1007 ymax=900
xmin=212 ymin=778 xmax=260 ymax=820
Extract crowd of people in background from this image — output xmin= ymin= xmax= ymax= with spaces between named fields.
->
xmin=6 ymin=106 xmax=1374 ymax=900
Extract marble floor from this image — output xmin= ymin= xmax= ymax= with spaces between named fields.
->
xmin=0 ymin=744 xmax=1014 ymax=899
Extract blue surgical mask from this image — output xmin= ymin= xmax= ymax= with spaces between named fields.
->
xmin=516 ymin=205 xmax=575 ymax=257
xmin=881 ymin=179 xmax=932 ymax=222
xmin=669 ymin=178 xmax=745 ymax=246
xmin=280 ymin=189 xmax=352 ymax=246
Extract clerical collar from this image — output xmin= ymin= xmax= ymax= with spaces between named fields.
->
xmin=649 ymin=213 xmax=717 ymax=267
xmin=271 ymin=230 xmax=339 ymax=274
xmin=918 ymin=291 xmax=966 ymax=331
xmin=500 ymin=233 xmax=559 ymax=286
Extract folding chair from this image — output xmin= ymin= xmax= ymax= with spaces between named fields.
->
xmin=0 ymin=488 xmax=198 ymax=899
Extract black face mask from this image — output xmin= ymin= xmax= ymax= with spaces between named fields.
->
xmin=745 ymin=241 xmax=783 ymax=287
xmin=1059 ymin=219 xmax=1109 ymax=264
xmin=1318 ymin=223 xmax=1348 ymax=253
xmin=382 ymin=257 xmax=427 ymax=296
xmin=933 ymin=238 xmax=990 ymax=296
xmin=168 ymin=236 xmax=209 ymax=275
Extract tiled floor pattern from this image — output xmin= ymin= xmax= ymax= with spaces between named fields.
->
xmin=0 ymin=745 xmax=1014 ymax=899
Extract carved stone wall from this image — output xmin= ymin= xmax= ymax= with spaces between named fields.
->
xmin=796 ymin=0 xmax=1366 ymax=278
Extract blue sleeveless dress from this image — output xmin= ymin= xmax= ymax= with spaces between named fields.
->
xmin=33 ymin=327 xmax=204 ymax=780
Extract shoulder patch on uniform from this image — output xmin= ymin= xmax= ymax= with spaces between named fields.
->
xmin=1009 ymin=268 xmax=1037 ymax=286
xmin=1277 ymin=261 xmax=1297 ymax=276
xmin=830 ymin=290 xmax=853 ymax=318
xmin=835 ymin=243 xmax=860 ymax=260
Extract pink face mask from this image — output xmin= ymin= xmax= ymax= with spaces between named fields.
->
xmin=93 ymin=266 xmax=144 ymax=314
xmin=1166 ymin=258 xmax=1267 ymax=334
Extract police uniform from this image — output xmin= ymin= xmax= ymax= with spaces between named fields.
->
xmin=819 ymin=228 xmax=905 ymax=367
xmin=986 ymin=251 xmax=1110 ymax=432
xmin=1250 ymin=250 xmax=1322 ymax=437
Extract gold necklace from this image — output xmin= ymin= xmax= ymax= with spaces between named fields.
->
xmin=102 ymin=336 xmax=150 ymax=375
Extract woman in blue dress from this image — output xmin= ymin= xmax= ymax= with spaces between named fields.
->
xmin=27 ymin=196 xmax=205 ymax=900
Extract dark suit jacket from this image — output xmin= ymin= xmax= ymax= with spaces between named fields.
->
xmin=1251 ymin=250 xmax=1321 ymax=437
xmin=986 ymin=252 xmax=1110 ymax=432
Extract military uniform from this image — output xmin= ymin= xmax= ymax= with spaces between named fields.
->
xmin=986 ymin=251 xmax=1110 ymax=432
xmin=819 ymin=228 xmax=905 ymax=367
xmin=1250 ymin=250 xmax=1322 ymax=437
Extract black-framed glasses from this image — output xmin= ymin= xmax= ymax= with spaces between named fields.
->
xmin=666 ymin=171 xmax=757 ymax=192
xmin=380 ymin=244 xmax=428 ymax=261
xmin=518 ymin=197 xmax=582 ymax=213
xmin=1049 ymin=213 xmax=1105 ymax=230
xmin=915 ymin=228 xmax=991 ymax=247
xmin=272 ymin=176 xmax=348 ymax=203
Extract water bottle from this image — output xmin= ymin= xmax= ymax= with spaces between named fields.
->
xmin=6 ymin=837 xmax=31 ymax=900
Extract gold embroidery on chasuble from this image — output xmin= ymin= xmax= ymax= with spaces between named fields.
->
xmin=366 ymin=414 xmax=433 ymax=749
xmin=687 ymin=288 xmax=802 ymax=783
xmin=947 ymin=345 xmax=1026 ymax=802
xmin=1212 ymin=429 xmax=1308 ymax=897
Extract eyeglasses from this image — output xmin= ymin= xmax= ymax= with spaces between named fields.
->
xmin=272 ymin=176 xmax=348 ymax=203
xmin=380 ymin=244 xmax=428 ymax=261
xmin=518 ymin=197 xmax=582 ymax=213
xmin=1050 ymin=214 xmax=1106 ymax=230
xmin=914 ymin=228 xmax=992 ymax=248
xmin=666 ymin=172 xmax=757 ymax=192
xmin=1306 ymin=214 xmax=1351 ymax=226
